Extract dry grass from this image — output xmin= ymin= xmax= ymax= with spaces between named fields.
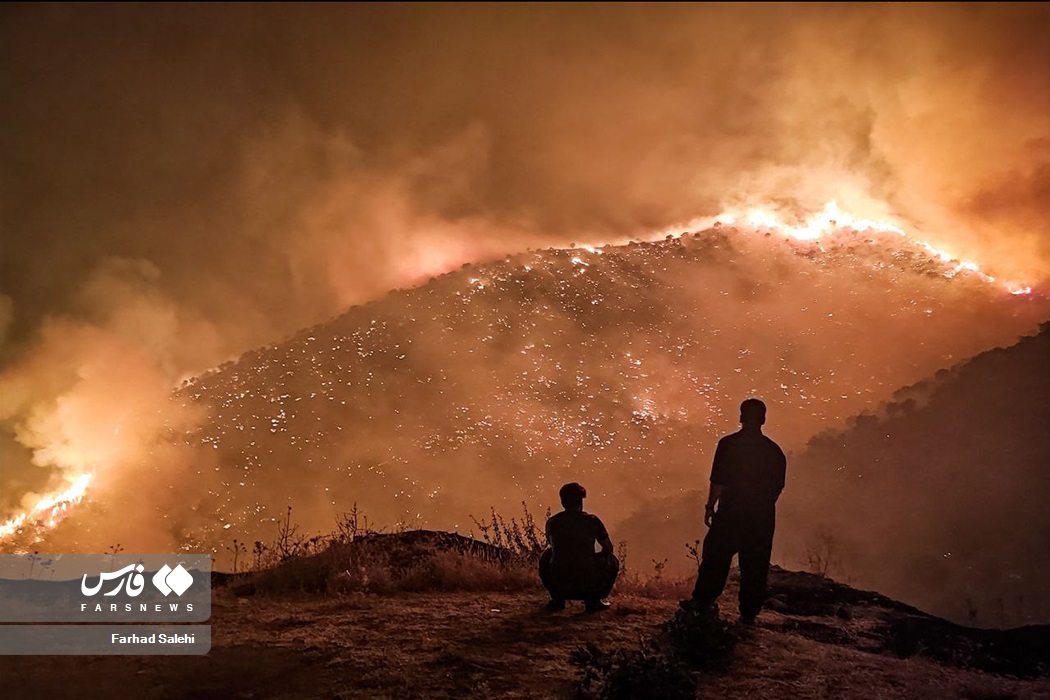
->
xmin=235 ymin=504 xmax=546 ymax=597
xmin=245 ymin=505 xmax=694 ymax=600
xmin=251 ymin=536 xmax=541 ymax=596
xmin=9 ymin=509 xmax=1034 ymax=698
xmin=612 ymin=564 xmax=693 ymax=600
xmin=250 ymin=531 xmax=693 ymax=600
xmin=396 ymin=550 xmax=538 ymax=593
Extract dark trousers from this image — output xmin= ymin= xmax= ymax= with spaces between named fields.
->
xmin=691 ymin=506 xmax=775 ymax=618
xmin=539 ymin=549 xmax=620 ymax=602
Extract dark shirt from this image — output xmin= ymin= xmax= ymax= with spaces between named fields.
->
xmin=545 ymin=509 xmax=609 ymax=568
xmin=710 ymin=429 xmax=787 ymax=512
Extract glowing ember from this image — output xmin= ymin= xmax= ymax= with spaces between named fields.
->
xmin=0 ymin=473 xmax=93 ymax=542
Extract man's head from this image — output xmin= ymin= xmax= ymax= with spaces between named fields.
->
xmin=740 ymin=398 xmax=766 ymax=429
xmin=559 ymin=482 xmax=587 ymax=510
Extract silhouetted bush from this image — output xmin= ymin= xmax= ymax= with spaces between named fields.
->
xmin=612 ymin=543 xmax=695 ymax=599
xmin=572 ymin=604 xmax=737 ymax=699
xmin=571 ymin=643 xmax=696 ymax=700
xmin=663 ymin=606 xmax=738 ymax=672
xmin=470 ymin=502 xmax=548 ymax=563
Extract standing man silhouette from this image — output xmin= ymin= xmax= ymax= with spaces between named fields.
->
xmin=686 ymin=398 xmax=786 ymax=624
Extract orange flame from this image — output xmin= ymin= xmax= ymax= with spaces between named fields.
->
xmin=659 ymin=201 xmax=1033 ymax=296
xmin=0 ymin=473 xmax=93 ymax=542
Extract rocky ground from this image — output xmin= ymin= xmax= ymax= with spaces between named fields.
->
xmin=2 ymin=565 xmax=1048 ymax=699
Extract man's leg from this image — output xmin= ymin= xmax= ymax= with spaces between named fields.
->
xmin=539 ymin=549 xmax=565 ymax=609
xmin=690 ymin=518 xmax=736 ymax=606
xmin=584 ymin=553 xmax=620 ymax=612
xmin=737 ymin=512 xmax=775 ymax=622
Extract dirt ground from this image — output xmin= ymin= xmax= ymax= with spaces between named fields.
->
xmin=2 ymin=584 xmax=1049 ymax=699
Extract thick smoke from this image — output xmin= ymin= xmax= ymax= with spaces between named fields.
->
xmin=1 ymin=5 xmax=1048 ymax=563
xmin=3 ymin=5 xmax=1049 ymax=340
xmin=0 ymin=261 xmax=213 ymax=538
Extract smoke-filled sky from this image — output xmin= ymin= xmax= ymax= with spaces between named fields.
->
xmin=1 ymin=4 xmax=1049 ymax=549
xmin=3 ymin=4 xmax=1049 ymax=351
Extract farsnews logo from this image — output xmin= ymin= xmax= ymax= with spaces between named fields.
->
xmin=1 ymin=553 xmax=210 ymax=622
xmin=152 ymin=564 xmax=194 ymax=596
xmin=81 ymin=563 xmax=194 ymax=598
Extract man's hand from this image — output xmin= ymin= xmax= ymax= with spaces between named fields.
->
xmin=703 ymin=506 xmax=714 ymax=528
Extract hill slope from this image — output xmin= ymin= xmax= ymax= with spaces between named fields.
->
xmin=31 ymin=223 xmax=1048 ymax=552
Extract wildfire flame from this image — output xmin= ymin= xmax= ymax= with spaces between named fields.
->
xmin=0 ymin=473 xmax=93 ymax=542
xmin=665 ymin=201 xmax=1033 ymax=296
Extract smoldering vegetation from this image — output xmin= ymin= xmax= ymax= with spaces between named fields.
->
xmin=20 ymin=227 xmax=1044 ymax=560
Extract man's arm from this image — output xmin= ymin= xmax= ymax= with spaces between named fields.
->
xmin=705 ymin=438 xmax=729 ymax=527
xmin=773 ymin=443 xmax=787 ymax=501
xmin=704 ymin=483 xmax=723 ymax=528
xmin=594 ymin=517 xmax=613 ymax=555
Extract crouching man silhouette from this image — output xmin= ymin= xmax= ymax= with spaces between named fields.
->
xmin=539 ymin=482 xmax=619 ymax=612
xmin=685 ymin=398 xmax=786 ymax=625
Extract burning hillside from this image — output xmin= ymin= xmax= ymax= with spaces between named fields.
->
xmin=7 ymin=212 xmax=1044 ymax=555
